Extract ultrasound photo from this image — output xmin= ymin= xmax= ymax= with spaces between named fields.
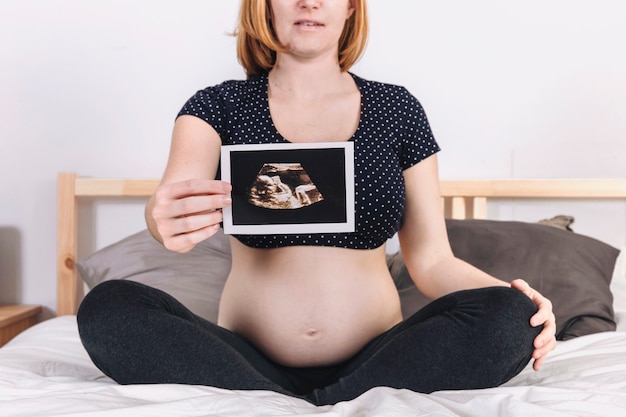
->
xmin=221 ymin=142 xmax=355 ymax=235
xmin=248 ymin=163 xmax=324 ymax=210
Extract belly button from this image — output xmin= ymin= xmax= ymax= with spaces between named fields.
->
xmin=305 ymin=328 xmax=320 ymax=339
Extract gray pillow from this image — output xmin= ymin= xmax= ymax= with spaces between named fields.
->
xmin=77 ymin=228 xmax=232 ymax=323
xmin=391 ymin=219 xmax=620 ymax=340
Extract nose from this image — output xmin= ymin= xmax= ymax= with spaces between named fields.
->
xmin=299 ymin=0 xmax=320 ymax=10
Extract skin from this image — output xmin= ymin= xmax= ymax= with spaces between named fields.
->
xmin=146 ymin=0 xmax=557 ymax=370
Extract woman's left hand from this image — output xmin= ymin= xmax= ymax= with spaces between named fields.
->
xmin=510 ymin=279 xmax=557 ymax=371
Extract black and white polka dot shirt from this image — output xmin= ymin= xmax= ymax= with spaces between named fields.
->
xmin=178 ymin=73 xmax=440 ymax=249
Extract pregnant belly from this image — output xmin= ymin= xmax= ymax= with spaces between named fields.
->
xmin=218 ymin=258 xmax=402 ymax=367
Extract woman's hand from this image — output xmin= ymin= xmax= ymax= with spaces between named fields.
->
xmin=149 ymin=179 xmax=232 ymax=253
xmin=510 ymin=279 xmax=557 ymax=371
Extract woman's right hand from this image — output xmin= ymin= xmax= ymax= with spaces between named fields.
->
xmin=149 ymin=179 xmax=232 ymax=253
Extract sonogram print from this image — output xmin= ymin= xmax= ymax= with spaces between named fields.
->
xmin=248 ymin=163 xmax=324 ymax=209
xmin=220 ymin=142 xmax=354 ymax=234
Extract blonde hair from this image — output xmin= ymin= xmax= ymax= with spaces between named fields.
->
xmin=236 ymin=0 xmax=368 ymax=77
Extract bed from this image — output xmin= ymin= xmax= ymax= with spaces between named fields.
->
xmin=1 ymin=173 xmax=626 ymax=417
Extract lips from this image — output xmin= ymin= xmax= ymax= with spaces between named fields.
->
xmin=295 ymin=20 xmax=323 ymax=27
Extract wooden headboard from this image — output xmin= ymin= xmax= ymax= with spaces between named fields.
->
xmin=57 ymin=172 xmax=626 ymax=316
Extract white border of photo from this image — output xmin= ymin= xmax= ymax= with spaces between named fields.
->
xmin=221 ymin=142 xmax=355 ymax=235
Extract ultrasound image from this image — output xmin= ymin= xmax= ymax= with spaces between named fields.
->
xmin=248 ymin=163 xmax=324 ymax=209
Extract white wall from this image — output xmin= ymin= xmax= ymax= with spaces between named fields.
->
xmin=1 ymin=1 xmax=625 ymax=316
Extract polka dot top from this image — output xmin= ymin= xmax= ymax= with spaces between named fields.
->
xmin=177 ymin=73 xmax=440 ymax=249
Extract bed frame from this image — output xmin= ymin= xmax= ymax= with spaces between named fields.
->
xmin=56 ymin=172 xmax=626 ymax=316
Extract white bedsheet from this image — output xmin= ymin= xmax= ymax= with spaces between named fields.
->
xmin=1 ymin=315 xmax=626 ymax=417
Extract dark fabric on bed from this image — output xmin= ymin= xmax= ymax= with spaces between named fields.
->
xmin=78 ymin=219 xmax=619 ymax=340
xmin=391 ymin=219 xmax=620 ymax=340
xmin=77 ymin=279 xmax=538 ymax=406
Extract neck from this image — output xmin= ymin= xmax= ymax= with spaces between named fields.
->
xmin=269 ymin=53 xmax=348 ymax=98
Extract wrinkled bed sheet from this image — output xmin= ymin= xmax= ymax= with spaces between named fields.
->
xmin=1 ymin=314 xmax=626 ymax=417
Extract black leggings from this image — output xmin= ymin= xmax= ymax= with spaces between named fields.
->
xmin=77 ymin=280 xmax=539 ymax=406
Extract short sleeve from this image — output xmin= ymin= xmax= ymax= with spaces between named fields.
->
xmin=399 ymin=88 xmax=440 ymax=170
xmin=177 ymin=87 xmax=227 ymax=140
